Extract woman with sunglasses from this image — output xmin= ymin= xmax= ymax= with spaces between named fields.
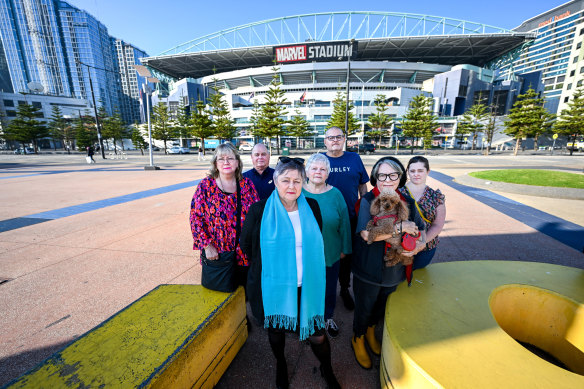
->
xmin=351 ymin=157 xmax=426 ymax=370
xmin=190 ymin=142 xmax=259 ymax=290
xmin=241 ymin=156 xmax=341 ymax=389
xmin=400 ymin=156 xmax=446 ymax=270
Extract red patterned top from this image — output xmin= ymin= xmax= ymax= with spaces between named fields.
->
xmin=190 ymin=176 xmax=259 ymax=266
xmin=399 ymin=186 xmax=445 ymax=250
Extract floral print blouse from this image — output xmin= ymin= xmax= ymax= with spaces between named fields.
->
xmin=399 ymin=186 xmax=445 ymax=250
xmin=190 ymin=176 xmax=259 ymax=266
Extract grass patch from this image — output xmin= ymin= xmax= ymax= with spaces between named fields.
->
xmin=469 ymin=169 xmax=584 ymax=189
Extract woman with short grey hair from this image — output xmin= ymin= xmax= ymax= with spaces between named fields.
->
xmin=303 ymin=153 xmax=351 ymax=339
xmin=241 ymin=155 xmax=341 ymax=389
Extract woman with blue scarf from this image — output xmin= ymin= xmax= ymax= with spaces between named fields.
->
xmin=241 ymin=157 xmax=341 ymax=389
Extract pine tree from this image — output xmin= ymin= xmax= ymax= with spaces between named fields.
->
xmin=190 ymin=100 xmax=213 ymax=156
xmin=504 ymin=88 xmax=550 ymax=156
xmin=48 ymin=106 xmax=67 ymax=151
xmin=287 ymin=110 xmax=312 ymax=149
xmin=174 ymin=99 xmax=191 ymax=146
xmin=400 ymin=94 xmax=437 ymax=153
xmin=554 ymin=87 xmax=584 ymax=156
xmin=4 ymin=103 xmax=48 ymax=152
xmin=458 ymin=103 xmax=488 ymax=150
xmin=483 ymin=105 xmax=499 ymax=155
xmin=254 ymin=67 xmax=289 ymax=154
xmin=130 ymin=123 xmax=148 ymax=155
xmin=151 ymin=102 xmax=177 ymax=153
xmin=367 ymin=94 xmax=392 ymax=146
xmin=207 ymin=84 xmax=237 ymax=142
xmin=75 ymin=114 xmax=95 ymax=151
xmin=102 ymin=111 xmax=128 ymax=152
xmin=327 ymin=90 xmax=359 ymax=139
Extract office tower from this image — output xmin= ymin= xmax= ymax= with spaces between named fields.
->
xmin=113 ymin=38 xmax=148 ymax=124
xmin=489 ymin=1 xmax=584 ymax=113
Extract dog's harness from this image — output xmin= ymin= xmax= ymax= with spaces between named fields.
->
xmin=372 ymin=214 xmax=398 ymax=226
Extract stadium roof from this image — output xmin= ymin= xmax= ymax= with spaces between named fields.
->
xmin=142 ymin=12 xmax=535 ymax=80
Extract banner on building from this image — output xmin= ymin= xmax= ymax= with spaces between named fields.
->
xmin=274 ymin=41 xmax=357 ymax=64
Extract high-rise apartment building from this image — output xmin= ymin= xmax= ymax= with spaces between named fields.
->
xmin=0 ymin=0 xmax=147 ymax=123
xmin=488 ymin=0 xmax=584 ymax=114
xmin=113 ymin=38 xmax=148 ymax=124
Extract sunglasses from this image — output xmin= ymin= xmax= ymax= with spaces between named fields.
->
xmin=278 ymin=156 xmax=305 ymax=165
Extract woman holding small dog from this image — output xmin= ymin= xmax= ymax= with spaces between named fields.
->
xmin=351 ymin=156 xmax=426 ymax=370
xmin=400 ymin=156 xmax=446 ymax=270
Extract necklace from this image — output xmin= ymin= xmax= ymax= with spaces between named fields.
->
xmin=218 ymin=175 xmax=235 ymax=193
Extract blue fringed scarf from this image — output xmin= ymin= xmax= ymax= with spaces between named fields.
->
xmin=260 ymin=190 xmax=326 ymax=340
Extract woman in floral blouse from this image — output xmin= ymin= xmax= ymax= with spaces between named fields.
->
xmin=190 ymin=143 xmax=259 ymax=288
xmin=400 ymin=156 xmax=446 ymax=270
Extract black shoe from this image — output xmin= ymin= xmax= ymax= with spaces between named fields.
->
xmin=340 ymin=288 xmax=355 ymax=310
xmin=276 ymin=359 xmax=289 ymax=389
xmin=325 ymin=318 xmax=339 ymax=338
xmin=320 ymin=364 xmax=341 ymax=389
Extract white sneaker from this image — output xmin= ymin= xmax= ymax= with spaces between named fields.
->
xmin=325 ymin=318 xmax=339 ymax=338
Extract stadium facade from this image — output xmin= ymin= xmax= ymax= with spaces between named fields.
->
xmin=142 ymin=11 xmax=543 ymax=148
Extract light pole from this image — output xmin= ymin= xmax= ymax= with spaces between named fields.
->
xmin=76 ymin=60 xmax=106 ymax=159
xmin=132 ymin=65 xmax=160 ymax=170
xmin=344 ymin=39 xmax=355 ymax=149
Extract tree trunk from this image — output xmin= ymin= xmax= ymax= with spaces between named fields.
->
xmin=533 ymin=136 xmax=538 ymax=151
xmin=472 ymin=133 xmax=477 ymax=150
xmin=514 ymin=138 xmax=521 ymax=156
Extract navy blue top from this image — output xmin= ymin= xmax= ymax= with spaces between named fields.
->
xmin=324 ymin=152 xmax=369 ymax=218
xmin=243 ymin=167 xmax=275 ymax=201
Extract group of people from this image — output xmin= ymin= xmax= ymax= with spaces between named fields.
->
xmin=189 ymin=127 xmax=446 ymax=388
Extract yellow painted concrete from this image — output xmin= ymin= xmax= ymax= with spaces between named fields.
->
xmin=380 ymin=261 xmax=584 ymax=389
xmin=7 ymin=285 xmax=247 ymax=388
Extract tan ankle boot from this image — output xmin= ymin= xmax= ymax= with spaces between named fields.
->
xmin=351 ymin=334 xmax=372 ymax=369
xmin=366 ymin=325 xmax=381 ymax=356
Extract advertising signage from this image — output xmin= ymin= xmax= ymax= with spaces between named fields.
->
xmin=274 ymin=41 xmax=357 ymax=64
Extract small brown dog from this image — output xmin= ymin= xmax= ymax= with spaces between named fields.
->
xmin=366 ymin=190 xmax=412 ymax=267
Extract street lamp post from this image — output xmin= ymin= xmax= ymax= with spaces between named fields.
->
xmin=77 ymin=61 xmax=106 ymax=159
xmin=344 ymin=39 xmax=355 ymax=149
xmin=132 ymin=65 xmax=160 ymax=170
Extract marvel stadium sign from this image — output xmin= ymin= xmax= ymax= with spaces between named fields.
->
xmin=274 ymin=41 xmax=357 ymax=63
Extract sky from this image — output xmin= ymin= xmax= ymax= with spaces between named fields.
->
xmin=70 ymin=0 xmax=569 ymax=56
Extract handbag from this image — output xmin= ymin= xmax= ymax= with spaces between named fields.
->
xmin=200 ymin=179 xmax=242 ymax=293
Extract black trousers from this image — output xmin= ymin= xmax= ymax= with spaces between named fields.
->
xmin=339 ymin=216 xmax=357 ymax=290
xmin=234 ymin=265 xmax=248 ymax=300
xmin=352 ymin=276 xmax=397 ymax=336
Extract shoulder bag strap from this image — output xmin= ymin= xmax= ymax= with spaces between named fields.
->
xmin=235 ymin=179 xmax=242 ymax=244
xmin=406 ymin=186 xmax=431 ymax=224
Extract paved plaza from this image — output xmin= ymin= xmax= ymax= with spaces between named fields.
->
xmin=0 ymin=151 xmax=582 ymax=388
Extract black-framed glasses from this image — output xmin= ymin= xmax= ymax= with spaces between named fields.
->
xmin=377 ymin=172 xmax=401 ymax=182
xmin=325 ymin=135 xmax=344 ymax=141
xmin=278 ymin=156 xmax=305 ymax=165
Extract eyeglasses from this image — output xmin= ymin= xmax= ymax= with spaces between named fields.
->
xmin=278 ymin=156 xmax=305 ymax=165
xmin=325 ymin=135 xmax=344 ymax=141
xmin=217 ymin=157 xmax=236 ymax=164
xmin=377 ymin=172 xmax=401 ymax=182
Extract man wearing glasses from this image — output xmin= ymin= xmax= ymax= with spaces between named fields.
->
xmin=243 ymin=143 xmax=275 ymax=201
xmin=323 ymin=126 xmax=369 ymax=310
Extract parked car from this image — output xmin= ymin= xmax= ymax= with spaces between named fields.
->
xmin=239 ymin=143 xmax=253 ymax=152
xmin=567 ymin=140 xmax=584 ymax=152
xmin=166 ymin=146 xmax=190 ymax=154
xmin=147 ymin=145 xmax=160 ymax=151
xmin=14 ymin=147 xmax=35 ymax=155
xmin=346 ymin=143 xmax=376 ymax=154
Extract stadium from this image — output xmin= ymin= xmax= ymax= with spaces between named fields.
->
xmin=141 ymin=12 xmax=535 ymax=148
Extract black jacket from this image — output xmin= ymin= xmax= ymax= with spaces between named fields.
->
xmin=240 ymin=197 xmax=323 ymax=323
